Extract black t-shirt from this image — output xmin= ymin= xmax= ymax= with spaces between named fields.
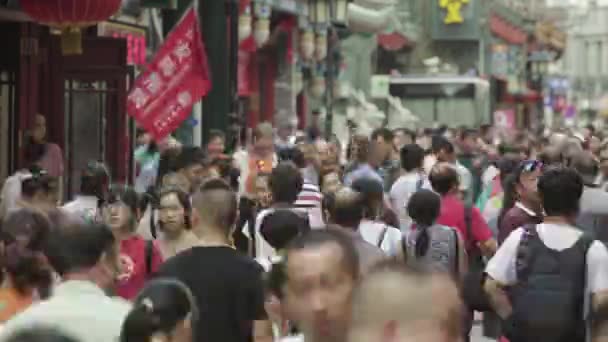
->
xmin=156 ymin=246 xmax=267 ymax=342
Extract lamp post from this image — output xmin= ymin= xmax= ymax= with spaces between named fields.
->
xmin=323 ymin=0 xmax=348 ymax=139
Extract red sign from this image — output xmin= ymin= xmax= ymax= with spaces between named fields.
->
xmin=489 ymin=13 xmax=527 ymax=45
xmin=127 ymin=7 xmax=211 ymax=140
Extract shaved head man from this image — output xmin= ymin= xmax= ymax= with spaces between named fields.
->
xmin=156 ymin=178 xmax=272 ymax=342
xmin=191 ymin=178 xmax=238 ymax=239
xmin=348 ymin=261 xmax=462 ymax=342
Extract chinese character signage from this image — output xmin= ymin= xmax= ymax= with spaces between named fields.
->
xmin=431 ymin=0 xmax=479 ymax=40
xmin=98 ymin=22 xmax=147 ymax=65
xmin=127 ymin=7 xmax=211 ymax=140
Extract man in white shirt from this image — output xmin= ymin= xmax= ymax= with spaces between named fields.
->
xmin=485 ymin=167 xmax=608 ymax=341
xmin=1 ymin=222 xmax=130 ymax=342
xmin=390 ymin=144 xmax=429 ymax=231
xmin=61 ymin=161 xmax=109 ymax=224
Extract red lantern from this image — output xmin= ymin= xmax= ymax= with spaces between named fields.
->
xmin=20 ymin=0 xmax=122 ymax=55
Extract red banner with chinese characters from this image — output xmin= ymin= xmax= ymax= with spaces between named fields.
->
xmin=127 ymin=7 xmax=211 ymax=140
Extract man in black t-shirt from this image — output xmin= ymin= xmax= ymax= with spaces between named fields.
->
xmin=156 ymin=179 xmax=270 ymax=342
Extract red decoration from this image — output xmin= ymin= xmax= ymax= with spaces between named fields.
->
xmin=378 ymin=32 xmax=411 ymax=51
xmin=20 ymin=0 xmax=121 ymax=25
xmin=127 ymin=7 xmax=211 ymax=141
xmin=20 ymin=0 xmax=122 ymax=54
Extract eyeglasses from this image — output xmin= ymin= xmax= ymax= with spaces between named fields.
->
xmin=521 ymin=160 xmax=543 ymax=173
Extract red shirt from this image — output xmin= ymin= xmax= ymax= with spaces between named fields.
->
xmin=436 ymin=194 xmax=493 ymax=252
xmin=116 ymin=236 xmax=163 ymax=300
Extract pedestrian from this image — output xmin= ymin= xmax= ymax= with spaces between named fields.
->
xmin=497 ymin=160 xmax=544 ymax=244
xmin=0 ymin=209 xmax=53 ymax=322
xmin=485 ymin=167 xmax=608 ymax=342
xmin=155 ymin=178 xmax=271 ymax=342
xmin=344 ymin=135 xmax=383 ymax=188
xmin=0 ymin=222 xmax=131 ymax=342
xmin=371 ymin=128 xmax=400 ymax=190
xmin=25 ymin=114 xmax=64 ymax=190
xmin=323 ymin=188 xmax=386 ymax=274
xmin=351 ymin=177 xmax=401 ymax=256
xmin=233 ymin=122 xmax=277 ymax=198
xmin=61 ymin=161 xmax=110 ymax=224
xmin=402 ymin=189 xmax=467 ymax=278
xmin=348 ymin=261 xmax=463 ymax=342
xmin=245 ymin=163 xmax=309 ymax=260
xmin=270 ymin=229 xmax=360 ymax=342
xmin=170 ymin=146 xmax=210 ymax=193
xmin=389 ymin=143 xmax=429 ymax=231
xmin=571 ymin=152 xmax=608 ymax=243
xmin=102 ymin=185 xmax=163 ymax=300
xmin=120 ymin=278 xmax=197 ymax=342
xmin=17 ymin=166 xmax=60 ymax=217
xmin=156 ymin=187 xmax=198 ymax=260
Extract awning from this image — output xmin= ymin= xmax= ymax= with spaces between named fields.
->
xmin=503 ymin=88 xmax=541 ymax=103
xmin=489 ymin=13 xmax=527 ymax=45
xmin=377 ymin=32 xmax=412 ymax=51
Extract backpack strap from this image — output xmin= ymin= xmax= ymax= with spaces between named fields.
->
xmin=150 ymin=209 xmax=157 ymax=239
xmin=452 ymin=228 xmax=460 ymax=278
xmin=415 ymin=175 xmax=424 ymax=192
xmin=464 ymin=204 xmax=473 ymax=249
xmin=145 ymin=240 xmax=154 ymax=276
xmin=515 ymin=224 xmax=538 ymax=282
xmin=377 ymin=225 xmax=389 ymax=248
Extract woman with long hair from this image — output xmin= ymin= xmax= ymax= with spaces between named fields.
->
xmin=156 ymin=187 xmax=198 ymax=260
xmin=120 ymin=278 xmax=197 ymax=342
xmin=103 ymin=185 xmax=163 ymax=300
xmin=0 ymin=209 xmax=53 ymax=322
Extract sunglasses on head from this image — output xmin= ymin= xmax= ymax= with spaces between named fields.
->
xmin=521 ymin=160 xmax=543 ymax=173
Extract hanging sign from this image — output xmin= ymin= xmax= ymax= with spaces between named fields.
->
xmin=439 ymin=0 xmax=470 ymax=24
xmin=127 ymin=7 xmax=211 ymax=140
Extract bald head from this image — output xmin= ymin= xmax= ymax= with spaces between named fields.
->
xmin=192 ymin=178 xmax=237 ymax=237
xmin=349 ymin=262 xmax=461 ymax=342
xmin=329 ymin=187 xmax=364 ymax=229
xmin=429 ymin=162 xmax=460 ymax=196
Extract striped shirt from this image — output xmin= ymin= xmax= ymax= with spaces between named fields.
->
xmin=295 ymin=182 xmax=324 ymax=229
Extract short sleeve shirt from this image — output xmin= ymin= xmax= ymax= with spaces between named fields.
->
xmin=436 ymin=194 xmax=493 ymax=252
xmin=486 ymin=223 xmax=608 ymax=296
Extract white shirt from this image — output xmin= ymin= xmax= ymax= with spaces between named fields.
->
xmin=280 ymin=335 xmax=304 ymax=342
xmin=358 ymin=219 xmax=402 ymax=256
xmin=453 ymin=162 xmax=472 ymax=192
xmin=486 ymin=223 xmax=608 ymax=317
xmin=243 ymin=209 xmax=278 ymax=260
xmin=0 ymin=170 xmax=31 ymax=220
xmin=1 ymin=280 xmax=131 ymax=342
xmin=61 ymin=195 xmax=100 ymax=223
xmin=389 ymin=171 xmax=431 ymax=232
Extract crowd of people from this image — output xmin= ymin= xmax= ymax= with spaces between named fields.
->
xmin=2 ymin=119 xmax=608 ymax=342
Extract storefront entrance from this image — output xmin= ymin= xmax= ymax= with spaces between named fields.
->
xmin=0 ymin=22 xmax=131 ymax=199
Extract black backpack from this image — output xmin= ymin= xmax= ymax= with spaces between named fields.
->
xmin=508 ymin=225 xmax=592 ymax=342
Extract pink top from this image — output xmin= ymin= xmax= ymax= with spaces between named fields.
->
xmin=38 ymin=143 xmax=64 ymax=178
xmin=116 ymin=236 xmax=163 ymax=300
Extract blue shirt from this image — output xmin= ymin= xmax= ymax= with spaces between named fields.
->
xmin=344 ymin=164 xmax=383 ymax=188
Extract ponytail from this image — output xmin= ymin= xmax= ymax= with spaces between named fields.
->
xmin=414 ymin=224 xmax=431 ymax=258
xmin=120 ymin=302 xmax=161 ymax=342
xmin=120 ymin=279 xmax=196 ymax=342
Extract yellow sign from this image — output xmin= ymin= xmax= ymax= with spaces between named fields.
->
xmin=440 ymin=0 xmax=469 ymax=25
